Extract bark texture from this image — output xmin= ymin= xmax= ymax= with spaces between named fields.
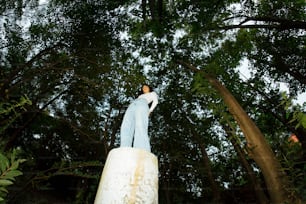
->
xmin=178 ymin=60 xmax=300 ymax=203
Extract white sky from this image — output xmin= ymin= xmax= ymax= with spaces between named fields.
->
xmin=238 ymin=58 xmax=306 ymax=106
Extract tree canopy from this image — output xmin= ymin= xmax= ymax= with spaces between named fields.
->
xmin=0 ymin=0 xmax=305 ymax=203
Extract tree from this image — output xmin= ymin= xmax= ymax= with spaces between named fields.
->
xmin=1 ymin=0 xmax=305 ymax=203
xmin=1 ymin=0 xmax=145 ymax=202
xmin=180 ymin=60 xmax=300 ymax=203
xmin=121 ymin=0 xmax=305 ymax=202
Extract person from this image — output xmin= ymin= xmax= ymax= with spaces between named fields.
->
xmin=120 ymin=84 xmax=158 ymax=152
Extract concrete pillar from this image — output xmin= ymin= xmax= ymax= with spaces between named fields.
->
xmin=94 ymin=147 xmax=158 ymax=204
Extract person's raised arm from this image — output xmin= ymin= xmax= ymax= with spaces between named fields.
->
xmin=149 ymin=92 xmax=158 ymax=114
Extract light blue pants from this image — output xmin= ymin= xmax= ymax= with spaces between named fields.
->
xmin=120 ymin=98 xmax=151 ymax=152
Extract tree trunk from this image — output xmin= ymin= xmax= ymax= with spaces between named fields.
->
xmin=192 ymin=130 xmax=222 ymax=203
xmin=178 ymin=60 xmax=301 ymax=204
xmin=223 ymin=124 xmax=269 ymax=204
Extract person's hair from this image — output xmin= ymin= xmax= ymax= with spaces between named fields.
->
xmin=138 ymin=84 xmax=153 ymax=95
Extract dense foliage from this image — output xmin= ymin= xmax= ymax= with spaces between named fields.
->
xmin=0 ymin=0 xmax=305 ymax=203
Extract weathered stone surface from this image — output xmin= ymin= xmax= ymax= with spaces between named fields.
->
xmin=94 ymin=147 xmax=158 ymax=204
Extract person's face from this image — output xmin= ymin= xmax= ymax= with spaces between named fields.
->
xmin=142 ymin=85 xmax=150 ymax=94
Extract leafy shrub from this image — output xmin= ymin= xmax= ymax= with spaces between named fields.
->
xmin=0 ymin=149 xmax=26 ymax=202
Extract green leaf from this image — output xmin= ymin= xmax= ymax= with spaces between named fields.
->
xmin=0 ymin=154 xmax=9 ymax=173
xmin=1 ymin=170 xmax=23 ymax=180
xmin=298 ymin=113 xmax=306 ymax=128
xmin=9 ymin=159 xmax=26 ymax=171
xmin=10 ymin=149 xmax=17 ymax=164
xmin=0 ymin=179 xmax=13 ymax=186
xmin=0 ymin=187 xmax=8 ymax=193
xmin=10 ymin=161 xmax=19 ymax=171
